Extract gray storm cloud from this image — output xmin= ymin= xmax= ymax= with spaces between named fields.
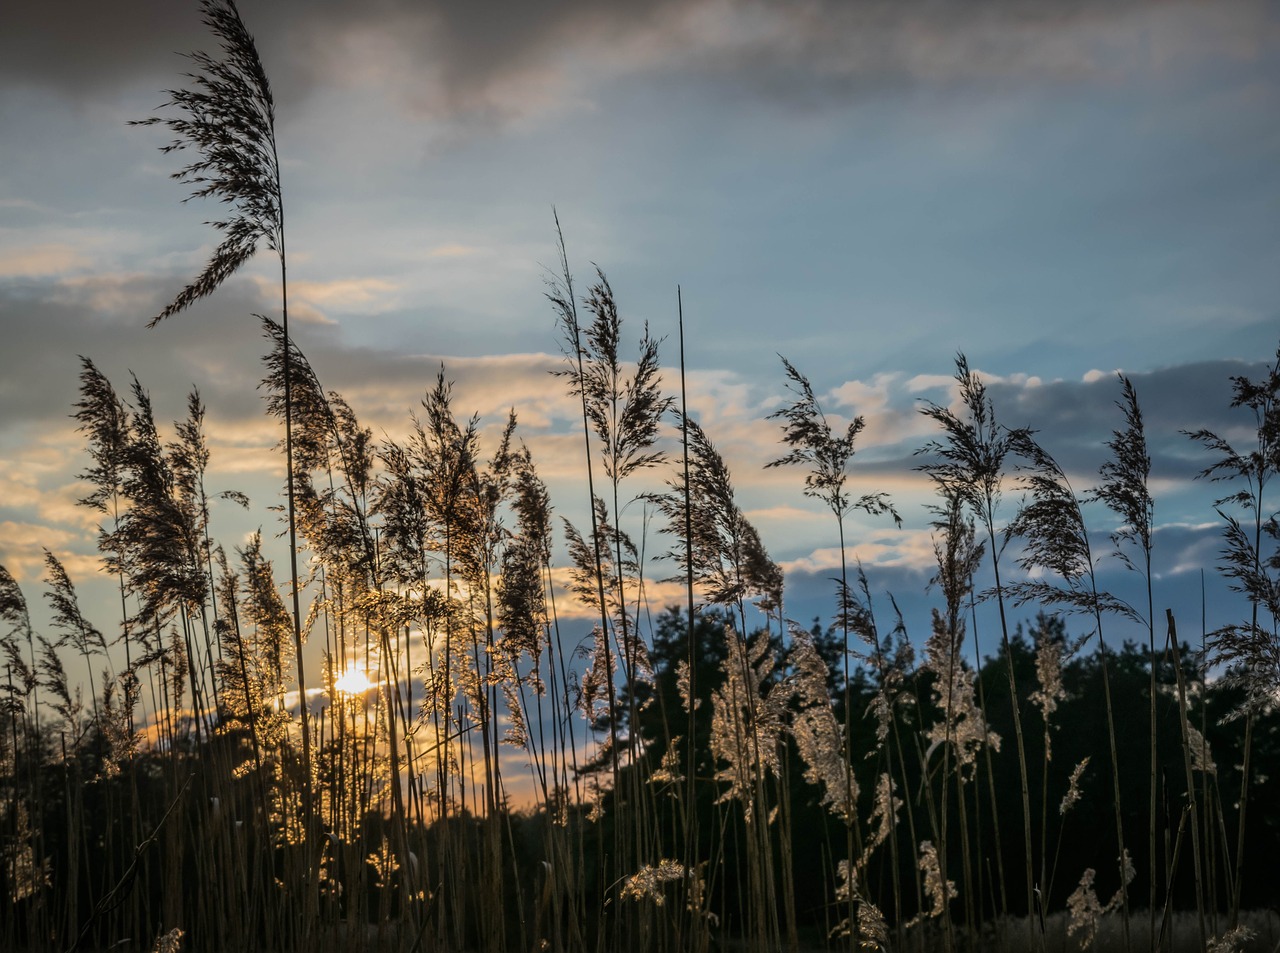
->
xmin=5 ymin=0 xmax=1274 ymax=119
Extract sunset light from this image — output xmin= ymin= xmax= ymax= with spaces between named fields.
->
xmin=334 ymin=665 xmax=372 ymax=696
xmin=4 ymin=0 xmax=1279 ymax=950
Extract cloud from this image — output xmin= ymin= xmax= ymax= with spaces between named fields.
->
xmin=906 ymin=373 xmax=957 ymax=394
xmin=875 ymin=355 xmax=1280 ymax=492
xmin=249 ymin=274 xmax=401 ymax=325
xmin=978 ymin=359 xmax=1273 ymax=481
xmin=744 ymin=504 xmax=824 ymax=525
xmin=0 ymin=243 xmax=92 ymax=278
xmin=1 ymin=1 xmax=205 ymax=98
xmin=6 ymin=0 xmax=1274 ymax=125
xmin=0 ymin=272 xmax=275 ymax=431
xmin=0 ymin=521 xmax=99 ymax=582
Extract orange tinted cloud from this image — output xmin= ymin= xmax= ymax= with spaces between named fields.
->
xmin=0 ymin=243 xmax=91 ymax=278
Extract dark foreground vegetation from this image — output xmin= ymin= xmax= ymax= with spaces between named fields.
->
xmin=4 ymin=597 xmax=1280 ymax=953
xmin=4 ymin=2 xmax=1280 ymax=951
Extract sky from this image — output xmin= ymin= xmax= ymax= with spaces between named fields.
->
xmin=3 ymin=0 xmax=1280 ymax=703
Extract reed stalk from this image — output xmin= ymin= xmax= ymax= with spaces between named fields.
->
xmin=917 ymin=353 xmax=1038 ymax=945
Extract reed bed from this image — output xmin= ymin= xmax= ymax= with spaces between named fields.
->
xmin=3 ymin=3 xmax=1280 ymax=952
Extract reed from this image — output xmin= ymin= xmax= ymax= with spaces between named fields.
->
xmin=1185 ymin=343 xmax=1280 ymax=933
xmin=767 ymin=356 xmax=901 ymax=949
xmin=1005 ymin=426 xmax=1137 ymax=950
xmin=916 ymin=353 xmax=1039 ymax=947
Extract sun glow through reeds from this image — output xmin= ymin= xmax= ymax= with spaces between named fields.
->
xmin=334 ymin=664 xmax=373 ymax=696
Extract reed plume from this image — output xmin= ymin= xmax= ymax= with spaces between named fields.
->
xmin=1185 ymin=342 xmax=1280 ymax=928
xmin=135 ymin=0 xmax=314 ymax=828
xmin=1003 ymin=431 xmax=1136 ymax=942
xmin=1186 ymin=345 xmax=1280 ymax=712
xmin=917 ymin=353 xmax=1038 ymax=939
xmin=132 ymin=0 xmax=281 ymax=326
xmin=657 ymin=413 xmax=783 ymax=619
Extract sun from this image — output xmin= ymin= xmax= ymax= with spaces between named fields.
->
xmin=334 ymin=665 xmax=372 ymax=696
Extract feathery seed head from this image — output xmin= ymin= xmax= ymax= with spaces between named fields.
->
xmin=134 ymin=0 xmax=282 ymax=325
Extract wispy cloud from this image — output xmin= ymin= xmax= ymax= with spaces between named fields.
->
xmin=249 ymin=274 xmax=401 ymax=325
xmin=0 ymin=243 xmax=91 ymax=278
xmin=0 ymin=521 xmax=98 ymax=582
